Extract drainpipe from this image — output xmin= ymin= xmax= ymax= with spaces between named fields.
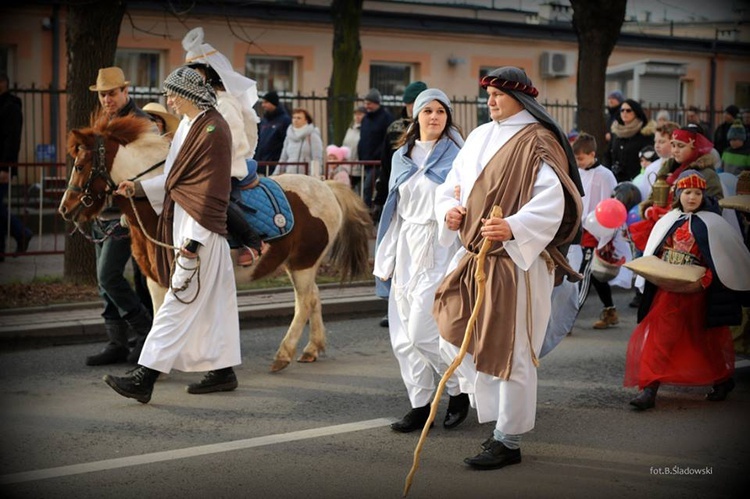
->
xmin=709 ymin=31 xmax=717 ymax=134
xmin=50 ymin=4 xmax=60 ymax=174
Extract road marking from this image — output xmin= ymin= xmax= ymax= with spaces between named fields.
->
xmin=0 ymin=418 xmax=394 ymax=485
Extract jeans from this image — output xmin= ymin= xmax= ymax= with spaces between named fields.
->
xmin=93 ymin=219 xmax=142 ymax=322
xmin=0 ymin=182 xmax=32 ymax=253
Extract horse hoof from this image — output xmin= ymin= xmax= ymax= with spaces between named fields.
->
xmin=297 ymin=352 xmax=317 ymax=363
xmin=270 ymin=359 xmax=290 ymax=372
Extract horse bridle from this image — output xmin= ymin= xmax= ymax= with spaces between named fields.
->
xmin=67 ymin=134 xmax=166 ymax=208
xmin=67 ymin=134 xmax=118 ymax=208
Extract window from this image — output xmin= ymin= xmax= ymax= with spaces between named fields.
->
xmin=370 ymin=63 xmax=413 ymax=117
xmin=477 ymin=67 xmax=493 ymax=125
xmin=114 ymin=50 xmax=162 ymax=106
xmin=246 ymin=56 xmax=295 ymax=95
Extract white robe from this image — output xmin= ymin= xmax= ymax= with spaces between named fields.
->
xmin=373 ymin=141 xmax=462 ymax=407
xmin=435 ymin=110 xmax=564 ymax=435
xmin=138 ymin=113 xmax=241 ymax=373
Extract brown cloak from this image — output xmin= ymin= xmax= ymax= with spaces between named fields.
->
xmin=155 ymin=108 xmax=232 ymax=287
xmin=434 ymin=123 xmax=582 ymax=379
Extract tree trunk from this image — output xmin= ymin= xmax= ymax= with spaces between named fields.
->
xmin=570 ymin=0 xmax=627 ymax=159
xmin=62 ymin=1 xmax=126 ymax=285
xmin=328 ymin=0 xmax=363 ymax=146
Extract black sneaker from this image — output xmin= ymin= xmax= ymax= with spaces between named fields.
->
xmin=186 ymin=369 xmax=238 ymax=394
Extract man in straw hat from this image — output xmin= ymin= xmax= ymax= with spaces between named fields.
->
xmin=84 ymin=66 xmax=157 ymax=367
xmin=104 ymin=66 xmax=241 ymax=403
xmin=434 ymin=66 xmax=583 ymax=470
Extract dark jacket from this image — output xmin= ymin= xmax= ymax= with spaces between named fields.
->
xmin=713 ymin=120 xmax=734 ymax=155
xmin=0 ymin=90 xmax=23 ymax=174
xmin=373 ymin=111 xmax=410 ymax=206
xmin=357 ymin=106 xmax=393 ymax=162
xmin=607 ymin=123 xmax=655 ymax=183
xmin=256 ymin=106 xmax=292 ymax=169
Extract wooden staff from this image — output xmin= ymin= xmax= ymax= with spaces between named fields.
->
xmin=403 ymin=205 xmax=502 ymax=497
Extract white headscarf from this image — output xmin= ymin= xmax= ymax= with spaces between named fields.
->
xmin=182 ymin=27 xmax=259 ymax=120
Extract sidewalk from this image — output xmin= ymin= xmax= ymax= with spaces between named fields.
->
xmin=0 ymin=249 xmax=385 ymax=346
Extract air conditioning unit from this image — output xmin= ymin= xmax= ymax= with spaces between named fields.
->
xmin=540 ymin=51 xmax=573 ymax=79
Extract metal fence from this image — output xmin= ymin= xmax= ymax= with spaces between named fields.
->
xmin=3 ymin=84 xmax=731 ymax=258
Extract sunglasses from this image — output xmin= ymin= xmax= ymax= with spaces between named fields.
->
xmin=620 ymin=108 xmax=634 ymax=113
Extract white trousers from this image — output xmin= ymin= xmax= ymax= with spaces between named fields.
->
xmin=389 ymin=275 xmax=460 ymax=408
xmin=439 ymin=258 xmax=553 ymax=435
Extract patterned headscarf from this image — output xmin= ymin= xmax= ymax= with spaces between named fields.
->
xmin=162 ymin=66 xmax=216 ymax=110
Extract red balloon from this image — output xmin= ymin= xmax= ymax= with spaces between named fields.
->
xmin=595 ymin=198 xmax=627 ymax=229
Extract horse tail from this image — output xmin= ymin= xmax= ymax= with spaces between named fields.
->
xmin=325 ymin=180 xmax=373 ymax=282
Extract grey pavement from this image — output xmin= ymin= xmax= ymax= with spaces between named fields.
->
xmin=0 ymin=237 xmax=385 ymax=346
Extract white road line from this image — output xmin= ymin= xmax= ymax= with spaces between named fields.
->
xmin=0 ymin=418 xmax=394 ymax=485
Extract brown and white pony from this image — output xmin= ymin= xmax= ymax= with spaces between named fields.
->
xmin=59 ymin=115 xmax=373 ymax=372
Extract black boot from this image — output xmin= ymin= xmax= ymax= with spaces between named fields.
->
xmin=124 ymin=305 xmax=153 ymax=364
xmin=706 ymin=378 xmax=735 ymax=401
xmin=464 ymin=439 xmax=522 ymax=470
xmin=444 ymin=393 xmax=470 ymax=429
xmin=630 ymin=382 xmax=659 ymax=411
xmin=86 ymin=320 xmax=130 ymax=366
xmin=391 ymin=404 xmax=432 ymax=433
xmin=103 ymin=366 xmax=160 ymax=403
xmin=186 ymin=367 xmax=238 ymax=394
xmin=629 ymin=290 xmax=642 ymax=308
xmin=226 ymin=199 xmax=262 ymax=253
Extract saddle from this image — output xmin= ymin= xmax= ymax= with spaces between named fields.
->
xmin=235 ymin=177 xmax=294 ymax=241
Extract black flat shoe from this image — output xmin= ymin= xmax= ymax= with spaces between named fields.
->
xmin=186 ymin=368 xmax=238 ymax=394
xmin=391 ymin=404 xmax=432 ymax=433
xmin=629 ymin=387 xmax=656 ymax=411
xmin=86 ymin=346 xmax=129 ymax=366
xmin=443 ymin=393 xmax=470 ymax=429
xmin=464 ymin=439 xmax=521 ymax=470
xmin=706 ymin=378 xmax=735 ymax=402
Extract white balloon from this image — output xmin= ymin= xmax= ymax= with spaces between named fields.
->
xmin=583 ymin=210 xmax=616 ymax=242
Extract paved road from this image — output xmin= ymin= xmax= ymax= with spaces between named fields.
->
xmin=0 ymin=288 xmax=747 ymax=498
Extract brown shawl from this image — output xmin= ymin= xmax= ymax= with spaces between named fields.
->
xmin=155 ymin=108 xmax=232 ymax=287
xmin=434 ymin=124 xmax=582 ymax=379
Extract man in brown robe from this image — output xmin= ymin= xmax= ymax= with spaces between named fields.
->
xmin=434 ymin=66 xmax=583 ymax=470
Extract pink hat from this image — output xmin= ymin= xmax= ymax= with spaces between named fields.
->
xmin=326 ymin=145 xmax=350 ymax=162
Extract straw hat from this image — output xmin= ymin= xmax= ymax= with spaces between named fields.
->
xmin=142 ymin=102 xmax=180 ymax=135
xmin=89 ymin=67 xmax=130 ymax=92
xmin=624 ymin=255 xmax=705 ymax=293
xmin=719 ymin=170 xmax=750 ymax=213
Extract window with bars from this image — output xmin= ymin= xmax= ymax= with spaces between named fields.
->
xmin=369 ymin=62 xmax=413 ymax=117
xmin=246 ymin=56 xmax=296 ymax=95
xmin=114 ymin=50 xmax=162 ymax=106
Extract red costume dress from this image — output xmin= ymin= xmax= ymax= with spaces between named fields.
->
xmin=624 ymin=218 xmax=735 ymax=388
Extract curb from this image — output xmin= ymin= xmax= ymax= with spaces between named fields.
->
xmin=0 ymin=283 xmax=386 ymax=347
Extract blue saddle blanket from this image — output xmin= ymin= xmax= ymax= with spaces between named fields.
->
xmin=235 ymin=177 xmax=294 ymax=241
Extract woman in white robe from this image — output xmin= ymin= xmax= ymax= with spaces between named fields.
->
xmin=373 ymin=89 xmax=467 ymax=433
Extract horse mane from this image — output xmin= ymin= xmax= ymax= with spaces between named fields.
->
xmin=67 ymin=114 xmax=156 ymax=155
